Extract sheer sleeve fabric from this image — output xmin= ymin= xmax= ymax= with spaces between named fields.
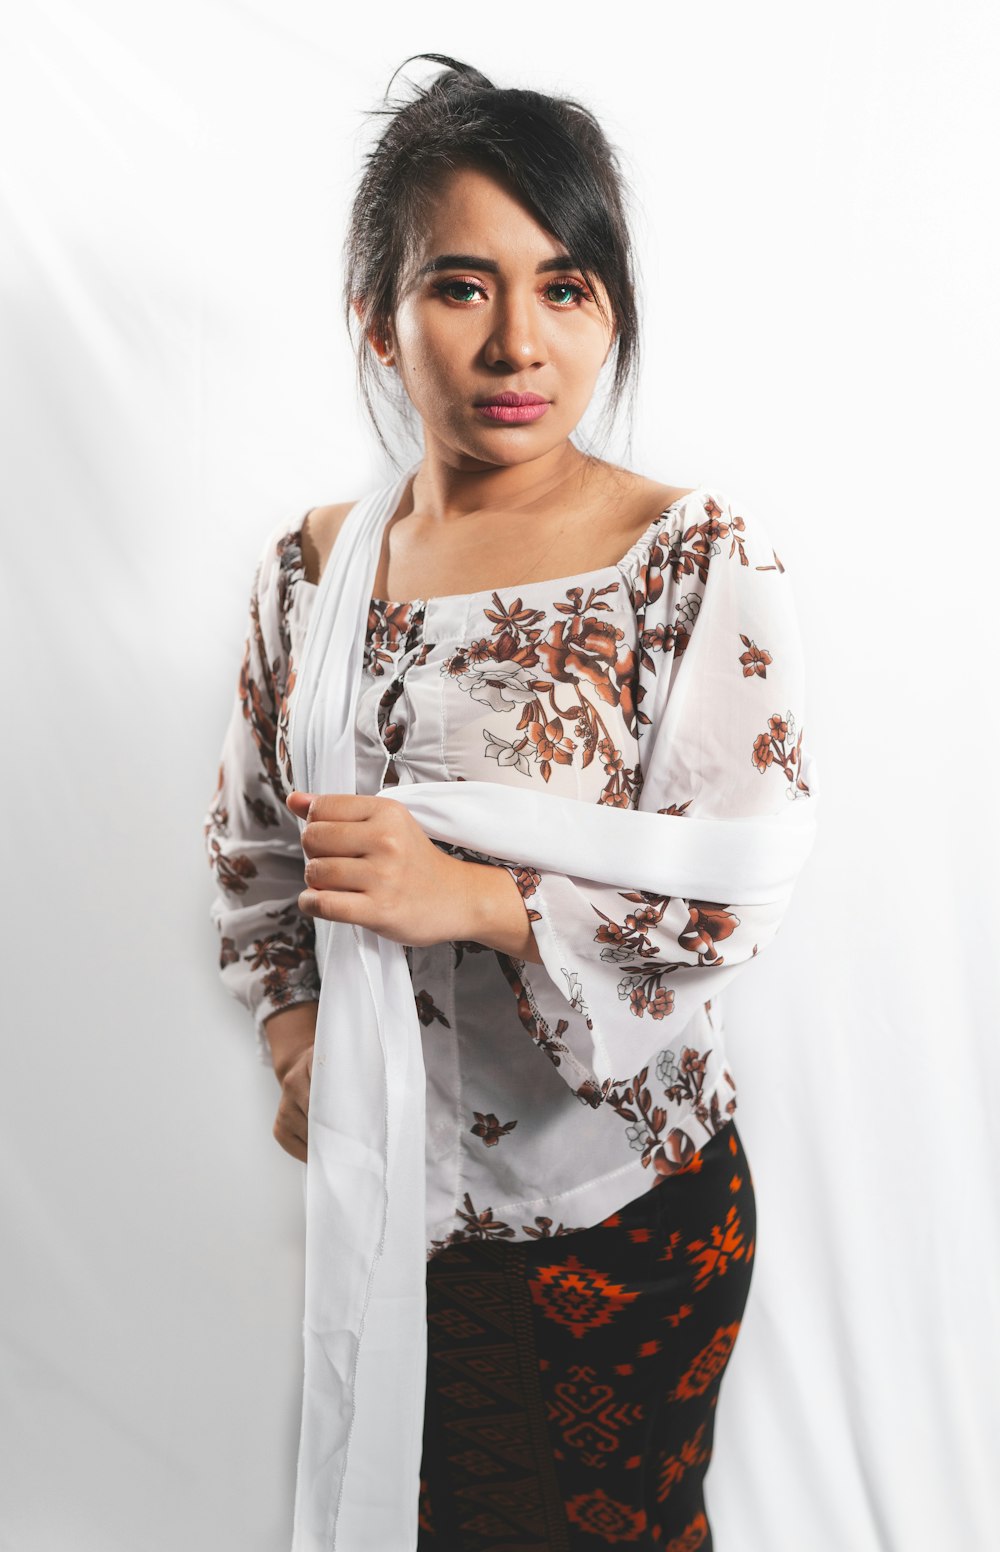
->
xmin=203 ymin=524 xmax=320 ymax=1066
xmin=499 ymin=491 xmax=815 ymax=1107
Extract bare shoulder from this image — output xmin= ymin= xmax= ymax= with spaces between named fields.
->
xmin=638 ymin=476 xmax=700 ymax=515
xmin=592 ymin=464 xmax=700 ymax=536
xmin=299 ymin=500 xmax=357 ymax=586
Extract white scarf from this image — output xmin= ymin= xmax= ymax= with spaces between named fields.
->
xmin=286 ymin=467 xmax=818 ymax=1551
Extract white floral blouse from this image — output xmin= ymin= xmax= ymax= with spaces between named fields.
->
xmin=204 ymin=486 xmax=813 ymax=1250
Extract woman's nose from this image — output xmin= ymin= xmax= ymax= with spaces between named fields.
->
xmin=482 ymin=292 xmax=546 ymax=371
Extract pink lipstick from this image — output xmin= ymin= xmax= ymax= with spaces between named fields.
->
xmin=474 ymin=392 xmax=550 ymax=424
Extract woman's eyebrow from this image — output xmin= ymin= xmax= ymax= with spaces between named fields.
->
xmin=418 ymin=253 xmax=579 ymax=275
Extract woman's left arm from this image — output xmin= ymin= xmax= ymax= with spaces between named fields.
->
xmin=473 ymin=492 xmax=819 ymax=1106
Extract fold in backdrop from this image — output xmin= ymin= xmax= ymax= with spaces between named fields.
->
xmin=2 ymin=3 xmax=998 ymax=1549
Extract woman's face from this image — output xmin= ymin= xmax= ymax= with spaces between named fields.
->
xmin=384 ymin=165 xmax=616 ymax=470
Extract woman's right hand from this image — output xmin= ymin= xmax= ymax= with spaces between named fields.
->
xmin=263 ymin=1002 xmax=319 ymax=1162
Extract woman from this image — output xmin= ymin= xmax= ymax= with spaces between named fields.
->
xmin=204 ymin=55 xmax=817 ymax=1552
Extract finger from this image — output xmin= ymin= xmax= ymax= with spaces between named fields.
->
xmin=300 ymin=819 xmax=371 ymax=860
xmin=283 ymin=1064 xmax=313 ymax=1115
xmin=302 ymin=792 xmax=383 ymax=823
xmin=276 ymin=1085 xmax=309 ymax=1135
xmin=273 ymin=1119 xmax=307 ymax=1163
xmin=302 ymin=855 xmax=371 ymax=892
xmin=273 ymin=1104 xmax=308 ymax=1162
xmin=298 ymin=887 xmax=382 ymax=928
xmin=285 ymin=790 xmax=314 ymax=819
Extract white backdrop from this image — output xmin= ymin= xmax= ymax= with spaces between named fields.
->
xmin=3 ymin=2 xmax=998 ymax=1549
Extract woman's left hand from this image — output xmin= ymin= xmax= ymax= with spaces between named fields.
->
xmin=286 ymin=790 xmax=476 ymax=949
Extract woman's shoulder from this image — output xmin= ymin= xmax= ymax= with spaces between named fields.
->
xmin=299 ymin=501 xmax=357 ymax=586
xmin=637 ymin=479 xmax=783 ymax=567
xmin=248 ymin=500 xmax=358 ymax=611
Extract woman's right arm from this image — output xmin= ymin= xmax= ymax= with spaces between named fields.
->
xmin=203 ymin=524 xmax=321 ymax=1071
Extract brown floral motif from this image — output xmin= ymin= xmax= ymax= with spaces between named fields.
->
xmin=245 ymin=932 xmax=311 ymax=973
xmin=204 ymin=764 xmax=228 ymax=838
xmin=505 ymin=863 xmax=543 ymax=924
xmin=738 ymin=634 xmax=772 ymax=679
xmin=276 ymin=655 xmax=297 ymax=789
xmin=656 ymin=1421 xmax=711 ymax=1503
xmin=533 ymin=599 xmax=627 ymax=705
xmin=375 ymin=675 xmax=408 ymax=756
xmin=665 ymin=1511 xmax=710 ymax=1552
xmin=635 ymin=615 xmax=693 ymax=679
xmin=470 ymin=1111 xmax=517 ymax=1147
xmin=565 ymin=1487 xmax=647 ymax=1542
xmin=576 ymin=1074 xmax=613 ymax=1108
xmin=657 ymin=800 xmax=693 ymax=818
xmin=593 ymin=891 xmax=671 ymax=961
xmin=608 ymin=1052 xmax=729 ymax=1175
xmin=751 ymin=709 xmax=811 ymax=797
xmin=751 ymin=732 xmax=773 ymax=772
xmin=238 ymin=621 xmax=283 ymax=801
xmin=528 ymin=1256 xmax=640 ymax=1339
xmin=242 ymin=535 xmax=307 ymax=801
xmin=644 ymin=496 xmax=747 ymax=597
xmin=431 ymin=1194 xmax=516 ymax=1250
xmin=442 ymin=582 xmax=645 ymax=799
xmin=677 ymin=901 xmax=741 ymax=966
xmin=522 ymin=1215 xmax=579 ymax=1239
xmin=206 ymin=800 xmax=229 ymax=838
xmin=657 ymin=1129 xmax=700 ymax=1175
xmin=413 ymin=988 xmax=451 ymax=1028
xmin=245 ymin=901 xmax=321 ymax=1012
xmin=628 ymin=497 xmax=753 ymax=736
xmin=661 ymin=1048 xmax=727 ymax=1136
xmin=206 ymin=836 xmax=257 ymax=896
xmin=219 ymin=936 xmax=239 ymax=969
xmin=365 ymin=599 xmax=421 ymax=678
xmin=271 ymin=533 xmax=308 ymax=742
xmin=494 ymin=952 xmax=571 ymax=1070
xmin=608 ymin=1063 xmax=671 ymax=1173
xmin=671 ymin=1324 xmax=742 ymax=1401
xmin=588 ymin=887 xmax=738 ymax=1017
xmin=260 ymin=968 xmax=298 ymax=1009
xmin=243 ymin=783 xmax=280 ymax=828
xmin=686 ymin=1204 xmax=748 ymax=1292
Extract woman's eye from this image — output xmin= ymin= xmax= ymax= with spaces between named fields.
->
xmin=545 ymin=280 xmax=586 ymax=306
xmin=439 ymin=280 xmax=483 ymax=303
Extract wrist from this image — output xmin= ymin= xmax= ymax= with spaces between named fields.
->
xmin=262 ymin=999 xmax=318 ymax=1081
xmin=464 ymin=861 xmax=542 ymax=964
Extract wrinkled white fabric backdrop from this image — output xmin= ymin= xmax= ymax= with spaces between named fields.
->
xmin=2 ymin=2 xmax=997 ymax=1549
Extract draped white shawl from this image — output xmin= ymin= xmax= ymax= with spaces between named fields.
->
xmin=286 ymin=466 xmax=818 ymax=1551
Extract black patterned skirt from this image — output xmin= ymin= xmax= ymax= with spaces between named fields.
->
xmin=417 ymin=1119 xmax=755 ymax=1551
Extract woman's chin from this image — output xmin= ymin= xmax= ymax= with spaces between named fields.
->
xmin=441 ymin=420 xmax=578 ymax=469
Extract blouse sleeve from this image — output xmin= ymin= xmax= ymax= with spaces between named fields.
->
xmin=203 ymin=524 xmax=320 ymax=1067
xmin=498 ymin=490 xmax=817 ymax=1107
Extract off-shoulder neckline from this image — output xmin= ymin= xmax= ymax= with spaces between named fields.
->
xmin=295 ymin=485 xmax=711 ymax=610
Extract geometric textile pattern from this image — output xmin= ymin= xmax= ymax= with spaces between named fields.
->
xmin=418 ymin=1119 xmax=756 ymax=1549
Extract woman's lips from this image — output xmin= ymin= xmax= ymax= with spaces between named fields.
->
xmin=474 ymin=393 xmax=550 ymax=425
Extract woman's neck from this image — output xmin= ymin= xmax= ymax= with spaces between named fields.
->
xmin=405 ymin=439 xmax=597 ymax=529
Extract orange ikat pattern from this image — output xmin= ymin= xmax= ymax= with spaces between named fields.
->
xmin=418 ymin=1118 xmax=755 ymax=1550
xmin=529 ymin=1259 xmax=640 ymax=1339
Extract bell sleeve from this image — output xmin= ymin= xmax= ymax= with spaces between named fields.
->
xmin=498 ymin=490 xmax=817 ymax=1107
xmin=203 ymin=526 xmax=320 ymax=1066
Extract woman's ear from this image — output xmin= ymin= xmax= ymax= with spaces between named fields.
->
xmin=353 ymin=300 xmax=395 ymax=368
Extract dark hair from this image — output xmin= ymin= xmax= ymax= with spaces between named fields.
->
xmin=344 ymin=54 xmax=641 ymax=457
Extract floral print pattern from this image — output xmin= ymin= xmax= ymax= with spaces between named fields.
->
xmin=204 ymin=487 xmax=813 ymax=1247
